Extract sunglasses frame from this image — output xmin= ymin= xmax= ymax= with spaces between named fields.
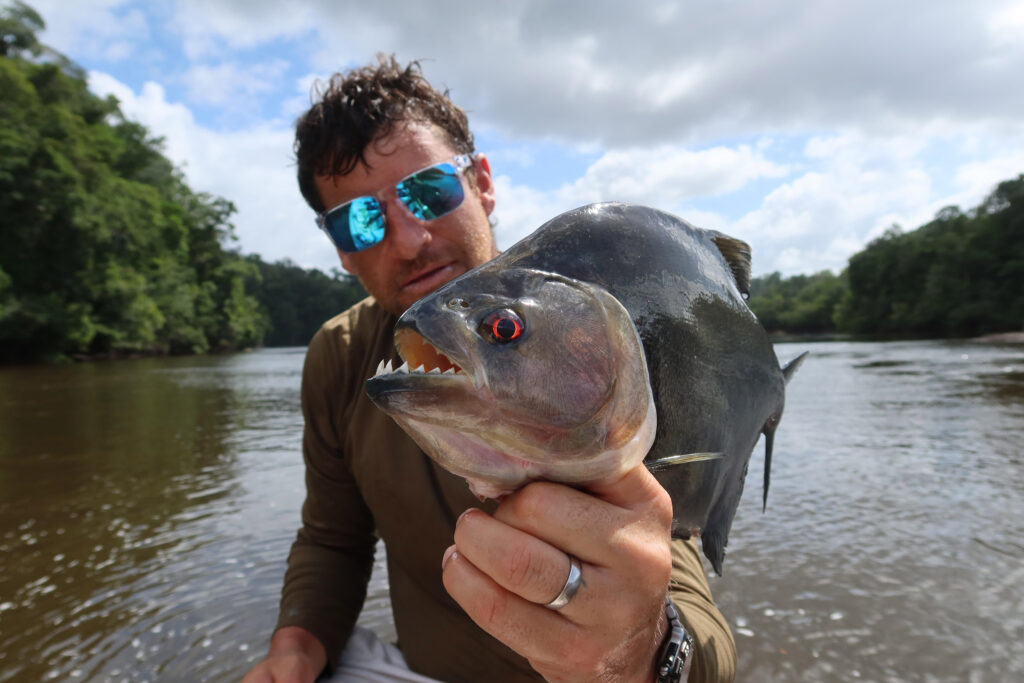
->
xmin=316 ymin=154 xmax=475 ymax=253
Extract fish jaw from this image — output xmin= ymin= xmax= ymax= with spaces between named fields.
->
xmin=387 ymin=387 xmax=657 ymax=498
xmin=365 ymin=324 xmax=491 ymax=426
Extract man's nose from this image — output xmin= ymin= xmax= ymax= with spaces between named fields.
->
xmin=385 ymin=199 xmax=432 ymax=258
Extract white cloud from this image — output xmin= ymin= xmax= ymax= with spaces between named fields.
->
xmin=33 ymin=0 xmax=149 ymax=63
xmin=181 ymin=59 xmax=289 ymax=108
xmin=488 ymin=144 xmax=786 ymax=251
xmin=722 ymin=130 xmax=1023 ymax=276
xmin=47 ymin=2 xmax=1024 ymax=278
xmin=562 ymin=145 xmax=788 ymax=207
xmin=37 ymin=2 xmax=1024 ymax=149
xmin=491 ymin=177 xmax=564 ymax=252
xmin=494 ymin=128 xmax=1024 ymax=279
xmin=954 ymin=152 xmax=1024 ymax=202
xmin=169 ymin=0 xmax=318 ymax=60
xmin=987 ymin=1 xmax=1024 ymax=47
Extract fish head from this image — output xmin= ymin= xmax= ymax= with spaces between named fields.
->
xmin=365 ymin=266 xmax=656 ymax=498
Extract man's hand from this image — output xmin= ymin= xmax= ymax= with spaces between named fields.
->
xmin=441 ymin=463 xmax=673 ymax=682
xmin=240 ymin=626 xmax=327 ymax=683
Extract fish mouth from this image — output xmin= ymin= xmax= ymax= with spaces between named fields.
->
xmin=367 ymin=326 xmax=478 ymax=395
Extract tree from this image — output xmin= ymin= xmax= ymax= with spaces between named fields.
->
xmin=0 ymin=1 xmax=43 ymax=58
xmin=0 ymin=4 xmax=267 ymax=361
xmin=750 ymin=176 xmax=1024 ymax=339
xmin=246 ymin=258 xmax=366 ymax=346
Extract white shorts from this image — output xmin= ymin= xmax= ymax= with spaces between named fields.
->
xmin=325 ymin=627 xmax=444 ymax=683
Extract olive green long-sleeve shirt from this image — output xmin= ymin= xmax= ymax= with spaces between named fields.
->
xmin=276 ymin=297 xmax=736 ymax=682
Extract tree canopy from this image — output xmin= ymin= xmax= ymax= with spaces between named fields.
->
xmin=0 ymin=3 xmax=367 ymax=362
xmin=749 ymin=176 xmax=1024 ymax=338
xmin=246 ymin=258 xmax=366 ymax=347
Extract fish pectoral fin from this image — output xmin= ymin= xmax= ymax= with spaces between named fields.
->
xmin=646 ymin=452 xmax=723 ymax=472
xmin=782 ymin=351 xmax=809 ymax=384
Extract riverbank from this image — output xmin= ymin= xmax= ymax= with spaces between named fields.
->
xmin=766 ymin=330 xmax=1024 ymax=344
xmin=971 ymin=331 xmax=1024 ymax=343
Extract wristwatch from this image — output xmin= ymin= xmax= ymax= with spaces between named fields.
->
xmin=655 ymin=595 xmax=694 ymax=683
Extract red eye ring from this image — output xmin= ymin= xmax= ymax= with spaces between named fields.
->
xmin=482 ymin=311 xmax=524 ymax=343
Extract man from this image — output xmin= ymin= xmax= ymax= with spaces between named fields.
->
xmin=243 ymin=56 xmax=736 ymax=683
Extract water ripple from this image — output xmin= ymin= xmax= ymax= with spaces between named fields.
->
xmin=2 ymin=343 xmax=1022 ymax=681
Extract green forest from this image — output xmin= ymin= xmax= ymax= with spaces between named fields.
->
xmin=0 ymin=3 xmax=365 ymax=363
xmin=748 ymin=177 xmax=1024 ymax=337
xmin=2 ymin=2 xmax=1022 ymax=364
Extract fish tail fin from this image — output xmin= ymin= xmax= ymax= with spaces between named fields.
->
xmin=782 ymin=351 xmax=809 ymax=384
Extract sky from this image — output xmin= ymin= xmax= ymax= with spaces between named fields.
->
xmin=23 ymin=0 xmax=1024 ymax=277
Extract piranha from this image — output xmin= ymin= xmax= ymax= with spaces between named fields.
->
xmin=365 ymin=203 xmax=804 ymax=573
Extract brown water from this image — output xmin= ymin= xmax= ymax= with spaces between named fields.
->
xmin=0 ymin=341 xmax=1022 ymax=681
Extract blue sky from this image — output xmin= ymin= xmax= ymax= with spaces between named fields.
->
xmin=24 ymin=0 xmax=1024 ymax=276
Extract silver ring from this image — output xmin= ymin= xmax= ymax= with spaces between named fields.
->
xmin=544 ymin=555 xmax=582 ymax=610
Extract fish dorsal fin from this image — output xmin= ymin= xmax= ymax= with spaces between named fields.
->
xmin=711 ymin=234 xmax=752 ymax=296
xmin=782 ymin=351 xmax=809 ymax=384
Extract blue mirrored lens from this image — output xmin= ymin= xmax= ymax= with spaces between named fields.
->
xmin=396 ymin=162 xmax=465 ymax=221
xmin=324 ymin=196 xmax=385 ymax=252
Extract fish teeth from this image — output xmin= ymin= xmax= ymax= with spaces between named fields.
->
xmin=384 ymin=359 xmax=394 ymax=374
xmin=442 ymin=367 xmax=455 ymax=375
xmin=375 ymin=359 xmax=384 ymax=376
xmin=427 ymin=341 xmax=458 ymax=368
xmin=397 ymin=361 xmax=409 ymax=373
xmin=428 ymin=367 xmax=440 ymax=374
xmin=413 ymin=364 xmax=425 ymax=374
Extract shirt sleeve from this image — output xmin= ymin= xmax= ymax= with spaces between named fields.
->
xmin=668 ymin=537 xmax=737 ymax=683
xmin=275 ymin=324 xmax=378 ymax=671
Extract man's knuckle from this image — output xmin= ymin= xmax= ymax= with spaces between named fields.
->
xmin=509 ymin=481 xmax=556 ymax=521
xmin=652 ymin=486 xmax=673 ymax=526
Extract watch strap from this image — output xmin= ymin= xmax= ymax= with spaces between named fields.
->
xmin=656 ymin=595 xmax=694 ymax=683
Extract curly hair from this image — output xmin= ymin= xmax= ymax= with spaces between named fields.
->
xmin=295 ymin=55 xmax=476 ymax=213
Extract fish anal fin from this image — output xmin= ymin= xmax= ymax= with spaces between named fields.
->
xmin=762 ymin=418 xmax=779 ymax=512
xmin=702 ymin=528 xmax=726 ymax=576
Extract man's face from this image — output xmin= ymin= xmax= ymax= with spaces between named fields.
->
xmin=315 ymin=122 xmax=498 ymax=316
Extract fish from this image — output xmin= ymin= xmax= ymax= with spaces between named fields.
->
xmin=365 ymin=202 xmax=805 ymax=574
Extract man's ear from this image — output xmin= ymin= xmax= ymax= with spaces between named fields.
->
xmin=472 ymin=153 xmax=496 ymax=217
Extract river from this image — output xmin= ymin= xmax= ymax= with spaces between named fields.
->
xmin=0 ymin=340 xmax=1022 ymax=681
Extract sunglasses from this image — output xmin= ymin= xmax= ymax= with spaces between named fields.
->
xmin=316 ymin=154 xmax=474 ymax=253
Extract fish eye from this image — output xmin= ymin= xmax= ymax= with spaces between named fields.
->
xmin=480 ymin=310 xmax=525 ymax=343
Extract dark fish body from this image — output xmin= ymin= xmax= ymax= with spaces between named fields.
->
xmin=367 ymin=203 xmax=802 ymax=573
